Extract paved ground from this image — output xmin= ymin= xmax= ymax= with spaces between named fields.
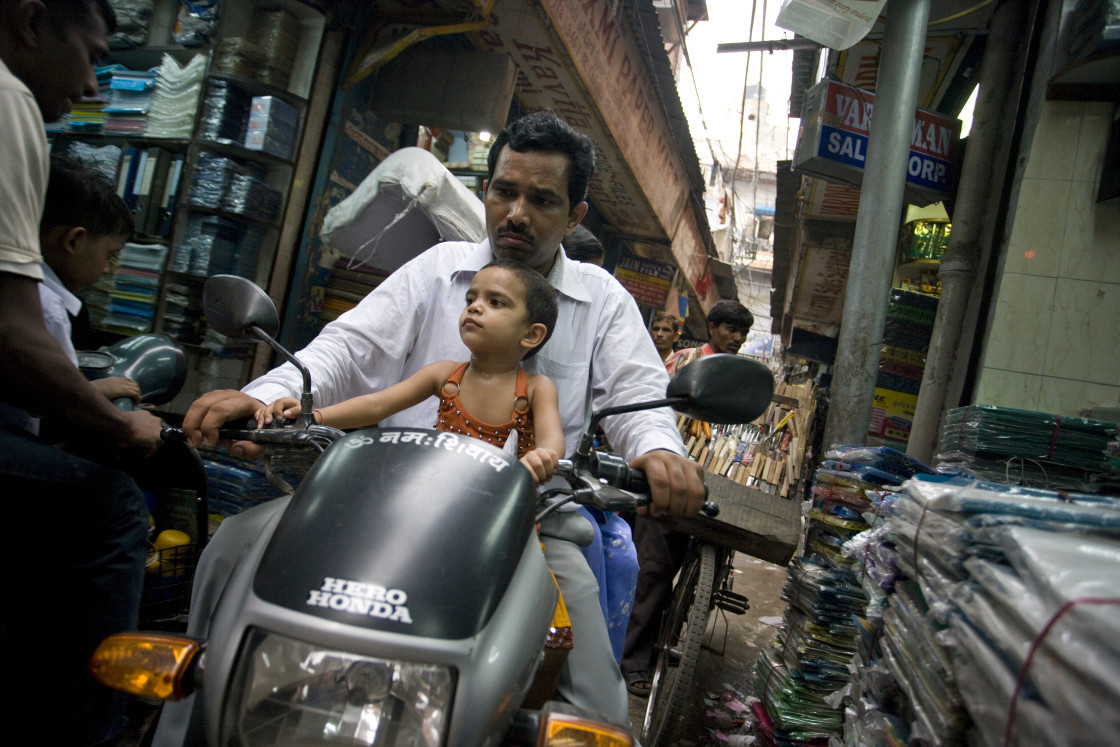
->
xmin=626 ymin=551 xmax=791 ymax=745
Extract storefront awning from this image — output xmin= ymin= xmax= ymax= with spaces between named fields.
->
xmin=478 ymin=0 xmax=725 ymax=311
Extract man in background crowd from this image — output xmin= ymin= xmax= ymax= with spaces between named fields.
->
xmin=623 ymin=300 xmax=753 ymax=696
xmin=649 ymin=310 xmax=681 ymax=364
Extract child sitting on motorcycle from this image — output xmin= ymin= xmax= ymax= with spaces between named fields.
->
xmin=255 ymin=257 xmax=565 ymax=482
xmin=256 ymin=258 xmax=573 ymax=695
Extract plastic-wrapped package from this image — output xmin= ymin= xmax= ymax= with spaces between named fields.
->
xmin=825 ymin=445 xmax=936 ymax=478
xmin=820 ymin=461 xmax=910 ymax=487
xmin=925 ymin=484 xmax=1120 ymax=530
xmin=250 ymin=8 xmax=299 ymax=86
xmin=878 ymin=623 xmax=966 ymax=743
xmin=197 ymin=80 xmax=252 ymax=144
xmin=937 ymin=405 xmax=1116 ymax=491
xmin=322 ymin=147 xmax=486 ymax=274
xmin=145 ymin=53 xmax=207 ymax=138
xmin=213 ymin=37 xmax=264 ymax=79
xmin=174 ymin=0 xmax=219 ymax=47
xmin=107 ymin=0 xmax=153 ymax=49
xmin=948 ymin=613 xmax=1068 ymax=747
xmin=843 ymin=525 xmax=902 ymax=594
xmin=753 ymin=648 xmax=844 ymax=739
xmin=950 ymin=563 xmax=1120 ymax=746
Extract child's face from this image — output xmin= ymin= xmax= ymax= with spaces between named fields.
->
xmin=67 ymin=232 xmax=125 ymax=293
xmin=460 ymin=267 xmax=540 ymax=356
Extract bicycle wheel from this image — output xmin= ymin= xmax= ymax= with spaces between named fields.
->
xmin=641 ymin=542 xmax=718 ymax=746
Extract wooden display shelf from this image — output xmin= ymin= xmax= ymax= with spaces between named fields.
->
xmin=659 ymin=473 xmax=801 ymax=565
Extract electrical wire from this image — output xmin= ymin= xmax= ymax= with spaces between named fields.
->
xmin=928 ymin=0 xmax=996 ymax=27
xmin=729 ymin=0 xmax=759 ymax=241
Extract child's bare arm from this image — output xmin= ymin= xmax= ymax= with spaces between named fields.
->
xmin=521 ymin=375 xmax=564 ymax=481
xmin=528 ymin=375 xmax=565 ymax=457
xmin=90 ymin=376 xmax=141 ymax=404
xmin=316 ymin=361 xmax=457 ymax=430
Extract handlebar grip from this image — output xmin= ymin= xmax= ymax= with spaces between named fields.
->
xmin=161 ymin=426 xmax=185 ymax=442
xmin=588 ymin=451 xmax=718 ymax=517
xmin=219 ymin=428 xmax=314 ymax=446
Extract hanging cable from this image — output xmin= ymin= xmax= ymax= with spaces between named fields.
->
xmin=730 ymin=0 xmax=759 ymax=248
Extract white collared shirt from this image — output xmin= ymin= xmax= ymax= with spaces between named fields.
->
xmin=38 ymin=262 xmax=82 ymax=368
xmin=244 ymin=239 xmax=685 ymax=462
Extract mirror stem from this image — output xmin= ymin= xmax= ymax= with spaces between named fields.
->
xmin=251 ymin=325 xmax=315 ymax=427
xmin=577 ymin=396 xmax=688 ymax=457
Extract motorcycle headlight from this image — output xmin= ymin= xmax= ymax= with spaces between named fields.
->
xmin=222 ymin=627 xmax=454 ymax=746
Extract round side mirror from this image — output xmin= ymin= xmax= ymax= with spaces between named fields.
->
xmin=666 ymin=354 xmax=774 ymax=424
xmin=202 ymin=275 xmax=280 ymax=341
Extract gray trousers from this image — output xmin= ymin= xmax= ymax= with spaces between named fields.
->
xmin=153 ymin=502 xmax=629 ymax=744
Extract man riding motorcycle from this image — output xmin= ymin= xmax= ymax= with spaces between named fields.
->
xmin=156 ymin=110 xmax=705 ymax=741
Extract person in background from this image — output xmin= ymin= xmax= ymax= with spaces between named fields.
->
xmin=561 ymin=223 xmax=605 ymax=266
xmin=168 ymin=109 xmax=705 ymax=736
xmin=622 ymin=299 xmax=753 ymax=697
xmin=0 ymin=1 xmax=164 ymax=744
xmin=36 ymin=153 xmax=141 ymax=421
xmin=649 ymin=309 xmax=681 ymax=364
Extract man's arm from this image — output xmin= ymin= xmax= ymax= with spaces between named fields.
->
xmin=187 ymin=244 xmax=464 ymax=450
xmin=0 ymin=274 xmax=162 ymax=449
xmin=585 ymin=279 xmax=705 ymax=516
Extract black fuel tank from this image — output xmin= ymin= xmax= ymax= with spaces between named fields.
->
xmin=253 ymin=428 xmax=538 ymax=640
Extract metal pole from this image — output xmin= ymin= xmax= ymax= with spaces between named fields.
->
xmin=821 ymin=0 xmax=931 ymax=449
xmin=907 ymin=0 xmax=1030 ymax=464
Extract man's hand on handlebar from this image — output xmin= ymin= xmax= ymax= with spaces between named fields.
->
xmin=182 ymin=389 xmax=265 ymax=458
xmin=120 ymin=409 xmax=165 ymax=455
xmin=629 ymin=449 xmax=705 ymax=518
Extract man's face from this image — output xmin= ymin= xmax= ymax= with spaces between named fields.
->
xmin=708 ymin=321 xmax=747 ymax=355
xmin=483 ymin=147 xmax=588 ymax=275
xmin=649 ymin=318 xmax=678 ymax=355
xmin=20 ymin=7 xmax=109 ymax=122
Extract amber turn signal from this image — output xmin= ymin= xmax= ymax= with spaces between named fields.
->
xmin=542 ymin=710 xmax=634 ymax=746
xmin=89 ymin=633 xmax=201 ymax=701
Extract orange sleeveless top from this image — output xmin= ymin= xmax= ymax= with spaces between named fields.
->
xmin=435 ymin=362 xmax=536 ymax=459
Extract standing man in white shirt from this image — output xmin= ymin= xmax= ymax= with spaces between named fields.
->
xmin=180 ymin=109 xmax=705 ymax=730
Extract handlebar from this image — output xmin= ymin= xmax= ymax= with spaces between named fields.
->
xmin=160 ymin=426 xmax=313 ymax=446
xmin=160 ymin=423 xmax=345 ymax=451
xmin=162 ymin=424 xmax=718 ymax=518
xmin=555 ymin=452 xmax=719 ymax=518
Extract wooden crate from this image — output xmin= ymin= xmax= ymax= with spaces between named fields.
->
xmin=658 ymin=473 xmax=801 ymax=565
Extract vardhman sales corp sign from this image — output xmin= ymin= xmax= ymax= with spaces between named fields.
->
xmin=793 ymin=79 xmax=961 ymax=206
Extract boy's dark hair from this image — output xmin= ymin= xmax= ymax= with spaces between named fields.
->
xmin=41 ymin=152 xmax=134 ymax=239
xmin=44 ymin=0 xmax=117 ymax=34
xmin=487 ymin=109 xmax=596 ymax=211
xmin=651 ymin=310 xmax=678 ymax=328
xmin=561 ymin=225 xmax=605 ymax=264
xmin=706 ymin=300 xmax=753 ymax=332
xmin=480 ymin=258 xmax=558 ymax=359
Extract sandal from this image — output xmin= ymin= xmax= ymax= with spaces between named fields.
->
xmin=624 ymin=670 xmax=652 ymax=697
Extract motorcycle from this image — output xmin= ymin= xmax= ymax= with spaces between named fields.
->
xmin=78 ymin=332 xmax=189 ymax=411
xmin=89 ymin=275 xmax=774 ymax=746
